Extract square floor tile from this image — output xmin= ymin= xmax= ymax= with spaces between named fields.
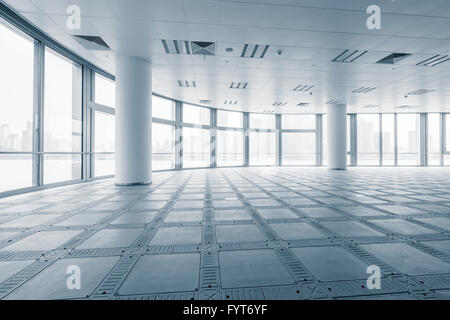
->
xmin=5 ymin=257 xmax=119 ymax=299
xmin=320 ymin=221 xmax=384 ymax=237
xmin=0 ymin=260 xmax=34 ymax=284
xmin=110 ymin=212 xmax=157 ymax=224
xmin=292 ymin=246 xmax=368 ymax=281
xmin=248 ymin=199 xmax=281 ymax=207
xmin=213 ymin=200 xmax=243 ymax=208
xmin=149 ymin=226 xmax=202 ymax=246
xmin=0 ymin=214 xmax=62 ymax=228
xmin=414 ymin=218 xmax=450 ymax=231
xmin=0 ymin=232 xmax=18 ymax=242
xmin=0 ymin=230 xmax=82 ymax=252
xmin=164 ymin=210 xmax=203 ymax=223
xmin=257 ymin=208 xmax=298 ymax=219
xmin=284 ymin=198 xmax=317 ymax=206
xmin=361 ymin=243 xmax=450 ymax=275
xmin=118 ymin=253 xmax=200 ymax=295
xmin=270 ymin=223 xmax=327 ymax=240
xmin=340 ymin=206 xmax=387 ymax=217
xmin=173 ymin=200 xmax=204 ymax=210
xmin=216 ymin=225 xmax=265 ymax=243
xmin=219 ymin=249 xmax=294 ymax=288
xmin=369 ymin=219 xmax=435 ymax=235
xmin=55 ymin=213 xmax=108 ymax=226
xmin=300 ymin=207 xmax=342 ymax=218
xmin=377 ymin=205 xmax=422 ymax=215
xmin=131 ymin=201 xmax=166 ymax=211
xmin=423 ymin=240 xmax=450 ymax=255
xmin=76 ymin=228 xmax=143 ymax=249
xmin=214 ymin=209 xmax=251 ymax=221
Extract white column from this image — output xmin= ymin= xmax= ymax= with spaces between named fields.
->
xmin=115 ymin=56 xmax=152 ymax=185
xmin=327 ymin=104 xmax=347 ymax=170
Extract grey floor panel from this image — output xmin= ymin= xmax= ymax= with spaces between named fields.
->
xmin=219 ymin=249 xmax=294 ymax=288
xmin=361 ymin=243 xmax=450 ymax=275
xmin=422 ymin=240 xmax=450 ymax=255
xmin=110 ymin=212 xmax=157 ymax=224
xmin=76 ymin=229 xmax=143 ymax=249
xmin=269 ymin=223 xmax=327 ymax=240
xmin=0 ymin=167 xmax=449 ymax=300
xmin=118 ymin=253 xmax=200 ymax=295
xmin=150 ymin=227 xmax=202 ymax=246
xmin=5 ymin=257 xmax=119 ymax=300
xmin=292 ymin=246 xmax=369 ymax=281
xmin=216 ymin=225 xmax=265 ymax=243
xmin=0 ymin=260 xmax=35 ymax=284
xmin=0 ymin=230 xmax=83 ymax=251
xmin=369 ymin=219 xmax=436 ymax=235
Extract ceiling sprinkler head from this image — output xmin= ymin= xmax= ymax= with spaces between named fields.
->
xmin=277 ymin=50 xmax=283 ymax=55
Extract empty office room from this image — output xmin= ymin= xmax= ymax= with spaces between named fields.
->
xmin=0 ymin=0 xmax=450 ymax=305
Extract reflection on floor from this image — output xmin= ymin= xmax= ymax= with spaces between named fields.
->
xmin=0 ymin=167 xmax=449 ymax=300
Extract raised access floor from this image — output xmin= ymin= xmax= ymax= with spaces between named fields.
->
xmin=0 ymin=167 xmax=449 ymax=300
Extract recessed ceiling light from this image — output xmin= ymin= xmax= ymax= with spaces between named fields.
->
xmin=225 ymin=47 xmax=234 ymax=53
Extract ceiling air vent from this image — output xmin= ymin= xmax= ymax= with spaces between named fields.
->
xmin=297 ymin=102 xmax=311 ymax=107
xmin=353 ymin=87 xmax=376 ymax=93
xmin=408 ymin=89 xmax=434 ymax=96
xmin=177 ymin=80 xmax=197 ymax=88
xmin=162 ymin=40 xmax=216 ymax=56
xmin=376 ymin=53 xmax=411 ymax=64
xmin=416 ymin=55 xmax=450 ymax=67
xmin=230 ymin=82 xmax=248 ymax=89
xmin=327 ymin=100 xmax=345 ymax=105
xmin=199 ymin=100 xmax=212 ymax=105
xmin=293 ymin=84 xmax=314 ymax=92
xmin=263 ymin=109 xmax=276 ymax=114
xmin=224 ymin=100 xmax=238 ymax=105
xmin=73 ymin=35 xmax=110 ymax=50
xmin=332 ymin=49 xmax=367 ymax=63
xmin=191 ymin=41 xmax=215 ymax=56
xmin=273 ymin=102 xmax=287 ymax=107
xmin=241 ymin=44 xmax=270 ymax=58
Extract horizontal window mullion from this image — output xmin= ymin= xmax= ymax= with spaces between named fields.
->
xmin=88 ymin=102 xmax=115 ymax=114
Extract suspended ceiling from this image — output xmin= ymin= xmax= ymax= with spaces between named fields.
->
xmin=2 ymin=0 xmax=450 ymax=114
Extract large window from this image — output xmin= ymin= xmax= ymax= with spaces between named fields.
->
xmin=153 ymin=95 xmax=175 ymax=121
xmin=43 ymin=48 xmax=82 ymax=184
xmin=217 ymin=110 xmax=242 ymax=128
xmin=0 ymin=21 xmax=34 ymax=192
xmin=282 ymin=132 xmax=315 ymax=165
xmin=397 ymin=114 xmax=420 ymax=165
xmin=95 ymin=73 xmax=115 ymax=108
xmin=282 ymin=115 xmax=315 ymax=130
xmin=94 ymin=111 xmax=115 ymax=177
xmin=250 ymin=114 xmax=275 ymax=129
xmin=428 ymin=114 xmax=441 ymax=166
xmin=357 ymin=114 xmax=380 ymax=165
xmin=381 ymin=114 xmax=395 ymax=165
xmin=217 ymin=130 xmax=243 ymax=167
xmin=282 ymin=115 xmax=316 ymax=165
xmin=217 ymin=110 xmax=243 ymax=167
xmin=183 ymin=127 xmax=210 ymax=168
xmin=152 ymin=123 xmax=175 ymax=170
xmin=249 ymin=131 xmax=276 ymax=166
xmin=183 ymin=104 xmax=210 ymax=126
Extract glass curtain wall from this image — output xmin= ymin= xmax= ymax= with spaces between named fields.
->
xmin=0 ymin=20 xmax=34 ymax=192
xmin=357 ymin=114 xmax=380 ymax=165
xmin=217 ymin=110 xmax=244 ymax=167
xmin=182 ymin=104 xmax=211 ymax=168
xmin=282 ymin=115 xmax=316 ymax=165
xmin=43 ymin=48 xmax=83 ymax=184
xmin=152 ymin=96 xmax=176 ymax=170
xmin=249 ymin=114 xmax=276 ymax=166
